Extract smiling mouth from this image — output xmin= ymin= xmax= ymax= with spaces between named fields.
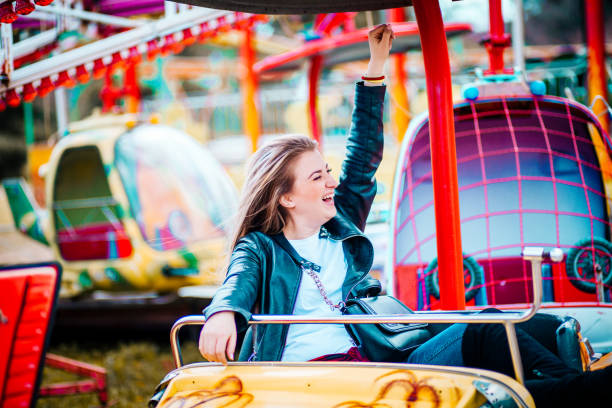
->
xmin=322 ymin=193 xmax=334 ymax=203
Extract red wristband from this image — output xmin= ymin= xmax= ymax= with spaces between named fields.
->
xmin=361 ymin=75 xmax=385 ymax=81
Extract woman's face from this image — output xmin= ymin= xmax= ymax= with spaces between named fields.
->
xmin=281 ymin=149 xmax=339 ymax=228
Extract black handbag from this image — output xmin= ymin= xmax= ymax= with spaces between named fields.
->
xmin=270 ymin=233 xmax=431 ymax=362
xmin=342 ymin=295 xmax=431 ymax=362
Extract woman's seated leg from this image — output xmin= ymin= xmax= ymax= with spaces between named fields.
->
xmin=462 ymin=322 xmax=577 ymax=380
xmin=409 ymin=321 xmax=612 ymax=408
xmin=405 ymin=323 xmax=467 ymax=366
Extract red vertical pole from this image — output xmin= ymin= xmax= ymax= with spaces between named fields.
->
xmin=413 ymin=0 xmax=465 ymax=310
xmin=101 ymin=69 xmax=118 ymax=113
xmin=485 ymin=0 xmax=511 ymax=74
xmin=308 ymin=54 xmax=324 ymax=148
xmin=124 ymin=64 xmax=140 ymax=114
xmin=241 ymin=23 xmax=261 ymax=153
xmin=586 ymin=0 xmax=609 ymax=134
xmin=388 ymin=8 xmax=411 ymax=142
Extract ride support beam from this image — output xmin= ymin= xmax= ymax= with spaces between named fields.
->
xmin=585 ymin=0 xmax=609 ymax=133
xmin=485 ymin=0 xmax=511 ymax=74
xmin=388 ymin=8 xmax=411 ymax=142
xmin=413 ymin=0 xmax=465 ymax=310
xmin=241 ymin=23 xmax=261 ymax=153
xmin=124 ymin=63 xmax=141 ymax=114
xmin=308 ymin=54 xmax=324 ymax=148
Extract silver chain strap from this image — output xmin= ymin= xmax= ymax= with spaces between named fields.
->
xmin=301 ymin=262 xmax=345 ymax=311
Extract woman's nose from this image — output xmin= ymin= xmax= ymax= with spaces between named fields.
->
xmin=326 ymin=173 xmax=339 ymax=188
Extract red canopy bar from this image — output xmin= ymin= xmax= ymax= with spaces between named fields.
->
xmin=253 ymin=22 xmax=472 ymax=74
xmin=413 ymin=0 xmax=465 ymax=310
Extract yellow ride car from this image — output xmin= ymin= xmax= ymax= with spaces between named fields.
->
xmin=150 ymin=248 xmax=609 ymax=408
xmin=3 ymin=114 xmax=237 ymax=298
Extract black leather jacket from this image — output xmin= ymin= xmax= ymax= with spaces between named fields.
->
xmin=204 ymin=83 xmax=386 ymax=361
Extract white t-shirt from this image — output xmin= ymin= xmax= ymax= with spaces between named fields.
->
xmin=281 ymin=232 xmax=356 ymax=361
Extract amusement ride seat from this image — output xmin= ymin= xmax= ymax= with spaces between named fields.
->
xmin=0 ymin=263 xmax=61 ymax=408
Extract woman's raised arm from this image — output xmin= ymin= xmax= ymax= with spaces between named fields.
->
xmin=334 ymin=24 xmax=393 ymax=230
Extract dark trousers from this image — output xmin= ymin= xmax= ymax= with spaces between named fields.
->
xmin=462 ymin=323 xmax=611 ymax=408
xmin=407 ymin=320 xmax=611 ymax=408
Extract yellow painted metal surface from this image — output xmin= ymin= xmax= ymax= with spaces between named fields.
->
xmin=156 ymin=363 xmax=534 ymax=408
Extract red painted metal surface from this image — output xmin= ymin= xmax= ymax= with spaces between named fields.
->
xmin=253 ymin=22 xmax=472 ymax=74
xmin=413 ymin=0 xmax=465 ymax=310
xmin=394 ymin=265 xmax=420 ymax=310
xmin=484 ymin=0 xmax=511 ymax=74
xmin=0 ymin=264 xmax=108 ymax=406
xmin=308 ymin=54 xmax=324 ymax=146
xmin=550 ymin=263 xmax=599 ymax=303
xmin=585 ymin=0 xmax=609 ymax=134
xmin=124 ymin=63 xmax=141 ymax=113
xmin=0 ymin=265 xmax=59 ymax=408
xmin=57 ymin=223 xmax=133 ymax=261
xmin=314 ymin=13 xmax=357 ymax=36
xmin=241 ymin=24 xmax=261 ymax=153
xmin=388 ymin=7 xmax=411 ymax=142
xmin=39 ymin=354 xmax=107 ymax=405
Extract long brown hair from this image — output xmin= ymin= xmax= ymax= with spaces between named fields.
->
xmin=230 ymin=135 xmax=318 ymax=249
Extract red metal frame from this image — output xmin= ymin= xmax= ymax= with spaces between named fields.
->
xmin=388 ymin=8 xmax=411 ymax=141
xmin=0 ymin=263 xmax=108 ymax=407
xmin=241 ymin=23 xmax=261 ymax=152
xmin=39 ymin=353 xmax=108 ymax=405
xmin=308 ymin=54 xmax=324 ymax=146
xmin=484 ymin=0 xmax=512 ymax=75
xmin=314 ymin=12 xmax=357 ymax=36
xmin=0 ymin=265 xmax=60 ymax=408
xmin=585 ymin=0 xmax=609 ymax=134
xmin=124 ymin=63 xmax=141 ymax=114
xmin=413 ymin=0 xmax=465 ymax=310
xmin=253 ymin=19 xmax=471 ymax=151
xmin=253 ymin=22 xmax=472 ymax=74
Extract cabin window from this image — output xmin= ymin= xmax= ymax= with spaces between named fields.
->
xmin=396 ymin=98 xmax=611 ymax=264
xmin=53 ymin=146 xmax=132 ymax=261
xmin=114 ymin=125 xmax=237 ymax=251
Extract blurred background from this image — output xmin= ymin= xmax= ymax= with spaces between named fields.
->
xmin=1 ymin=0 xmax=611 ymax=406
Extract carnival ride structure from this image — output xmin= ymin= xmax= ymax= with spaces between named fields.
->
xmin=252 ymin=17 xmax=472 ymax=292
xmin=0 ymin=3 xmax=266 ymax=302
xmin=148 ymin=0 xmax=611 ymax=407
xmin=1 ymin=0 xmax=611 ymax=407
xmin=388 ymin=0 xmax=612 ymax=356
xmin=0 ymin=261 xmax=108 ymax=407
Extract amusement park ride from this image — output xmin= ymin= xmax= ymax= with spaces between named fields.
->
xmin=1 ymin=0 xmax=611 ymax=407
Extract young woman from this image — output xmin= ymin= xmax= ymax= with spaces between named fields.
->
xmin=199 ymin=24 xmax=611 ymax=408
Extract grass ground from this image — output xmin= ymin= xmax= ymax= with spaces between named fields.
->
xmin=36 ymin=341 xmax=201 ymax=408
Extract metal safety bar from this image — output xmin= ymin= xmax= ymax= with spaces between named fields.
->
xmin=170 ymin=247 xmax=564 ymax=385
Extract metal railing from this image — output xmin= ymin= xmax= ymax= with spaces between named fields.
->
xmin=170 ymin=247 xmax=564 ymax=385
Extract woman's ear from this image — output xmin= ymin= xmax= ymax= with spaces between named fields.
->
xmin=279 ymin=194 xmax=295 ymax=209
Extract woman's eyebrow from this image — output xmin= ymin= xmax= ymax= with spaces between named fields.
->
xmin=308 ymin=169 xmax=322 ymax=179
